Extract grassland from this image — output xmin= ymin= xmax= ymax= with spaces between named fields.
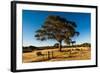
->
xmin=22 ymin=46 xmax=91 ymax=63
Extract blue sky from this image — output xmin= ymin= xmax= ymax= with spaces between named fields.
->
xmin=22 ymin=10 xmax=91 ymax=47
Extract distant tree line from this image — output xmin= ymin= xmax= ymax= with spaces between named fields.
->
xmin=23 ymin=43 xmax=91 ymax=53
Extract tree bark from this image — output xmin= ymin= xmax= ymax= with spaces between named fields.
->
xmin=59 ymin=41 xmax=62 ymax=52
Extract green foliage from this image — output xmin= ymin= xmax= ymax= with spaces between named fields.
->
xmin=54 ymin=43 xmax=59 ymax=48
xmin=80 ymin=43 xmax=91 ymax=47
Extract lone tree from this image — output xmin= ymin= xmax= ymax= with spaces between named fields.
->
xmin=35 ymin=15 xmax=79 ymax=51
xmin=71 ymin=41 xmax=76 ymax=46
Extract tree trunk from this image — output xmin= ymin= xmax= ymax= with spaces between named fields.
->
xmin=59 ymin=41 xmax=62 ymax=52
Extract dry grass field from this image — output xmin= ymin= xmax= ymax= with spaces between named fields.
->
xmin=22 ymin=47 xmax=91 ymax=63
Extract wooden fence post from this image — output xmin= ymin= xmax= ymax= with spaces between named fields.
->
xmin=51 ymin=51 xmax=53 ymax=58
xmin=48 ymin=51 xmax=50 ymax=59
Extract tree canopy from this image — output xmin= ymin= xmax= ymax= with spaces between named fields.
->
xmin=35 ymin=15 xmax=79 ymax=51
